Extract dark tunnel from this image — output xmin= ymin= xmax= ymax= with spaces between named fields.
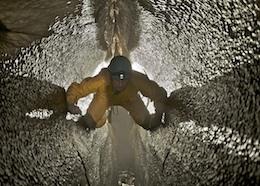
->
xmin=0 ymin=0 xmax=259 ymax=185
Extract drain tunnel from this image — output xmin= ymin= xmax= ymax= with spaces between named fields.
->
xmin=0 ymin=0 xmax=259 ymax=186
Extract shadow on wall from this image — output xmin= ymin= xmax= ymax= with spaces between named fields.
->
xmin=0 ymin=74 xmax=91 ymax=185
xmin=0 ymin=75 xmax=67 ymax=130
xmin=168 ymin=61 xmax=260 ymax=140
xmin=146 ymin=61 xmax=260 ymax=186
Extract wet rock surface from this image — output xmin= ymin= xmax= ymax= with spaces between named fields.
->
xmin=0 ymin=0 xmax=259 ymax=185
xmin=0 ymin=0 xmax=83 ymax=59
xmin=164 ymin=61 xmax=260 ymax=185
xmin=169 ymin=61 xmax=259 ymax=139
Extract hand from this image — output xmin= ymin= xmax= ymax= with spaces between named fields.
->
xmin=149 ymin=112 xmax=163 ymax=130
xmin=77 ymin=116 xmax=89 ymax=129
xmin=76 ymin=113 xmax=96 ymax=130
xmin=67 ymin=103 xmax=82 ymax=115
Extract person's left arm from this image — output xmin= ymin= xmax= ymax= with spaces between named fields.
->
xmin=133 ymin=72 xmax=168 ymax=113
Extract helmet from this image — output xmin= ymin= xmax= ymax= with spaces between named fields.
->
xmin=108 ymin=56 xmax=132 ymax=80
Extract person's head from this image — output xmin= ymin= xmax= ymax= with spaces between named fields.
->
xmin=108 ymin=56 xmax=132 ymax=92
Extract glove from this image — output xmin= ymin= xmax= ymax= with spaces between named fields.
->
xmin=76 ymin=113 xmax=96 ymax=130
xmin=67 ymin=103 xmax=82 ymax=115
xmin=154 ymin=101 xmax=169 ymax=126
xmin=77 ymin=116 xmax=89 ymax=129
xmin=142 ymin=112 xmax=163 ymax=131
xmin=149 ymin=112 xmax=163 ymax=130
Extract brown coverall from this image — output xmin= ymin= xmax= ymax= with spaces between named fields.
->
xmin=66 ymin=68 xmax=167 ymax=128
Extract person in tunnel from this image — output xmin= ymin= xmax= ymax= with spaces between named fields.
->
xmin=66 ymin=55 xmax=168 ymax=130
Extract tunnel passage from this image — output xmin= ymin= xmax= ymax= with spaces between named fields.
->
xmin=1 ymin=0 xmax=260 ymax=186
xmin=91 ymin=0 xmax=140 ymax=60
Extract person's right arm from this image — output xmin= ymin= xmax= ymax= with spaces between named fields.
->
xmin=66 ymin=68 xmax=110 ymax=115
xmin=66 ymin=77 xmax=99 ymax=103
xmin=66 ymin=72 xmax=107 ymax=114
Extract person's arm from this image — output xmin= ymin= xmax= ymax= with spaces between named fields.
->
xmin=66 ymin=68 xmax=110 ymax=104
xmin=66 ymin=72 xmax=106 ymax=114
xmin=133 ymin=71 xmax=167 ymax=113
xmin=66 ymin=77 xmax=98 ymax=103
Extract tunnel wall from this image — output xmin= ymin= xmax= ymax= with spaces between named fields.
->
xmin=0 ymin=0 xmax=259 ymax=185
xmin=132 ymin=0 xmax=259 ymax=91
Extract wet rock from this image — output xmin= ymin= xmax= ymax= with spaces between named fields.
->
xmin=0 ymin=0 xmax=83 ymax=58
xmin=0 ymin=0 xmax=259 ymax=185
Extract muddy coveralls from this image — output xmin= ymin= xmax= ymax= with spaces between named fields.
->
xmin=66 ymin=68 xmax=167 ymax=129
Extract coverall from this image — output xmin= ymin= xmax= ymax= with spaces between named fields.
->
xmin=66 ymin=68 xmax=167 ymax=128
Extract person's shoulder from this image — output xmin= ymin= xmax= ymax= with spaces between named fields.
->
xmin=132 ymin=70 xmax=149 ymax=80
xmin=98 ymin=68 xmax=111 ymax=86
xmin=99 ymin=68 xmax=109 ymax=75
